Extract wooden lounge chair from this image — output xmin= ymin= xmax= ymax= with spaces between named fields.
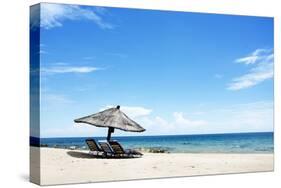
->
xmin=109 ymin=140 xmax=143 ymax=158
xmin=86 ymin=139 xmax=142 ymax=158
xmin=98 ymin=140 xmax=136 ymax=158
xmin=97 ymin=141 xmax=115 ymax=158
xmin=85 ymin=139 xmax=106 ymax=157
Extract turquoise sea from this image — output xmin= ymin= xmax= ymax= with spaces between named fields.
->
xmin=31 ymin=132 xmax=274 ymax=153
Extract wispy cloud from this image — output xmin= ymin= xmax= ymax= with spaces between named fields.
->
xmin=41 ymin=65 xmax=100 ymax=74
xmin=35 ymin=3 xmax=114 ymax=30
xmin=173 ymin=112 xmax=208 ymax=126
xmin=235 ymin=49 xmax=271 ymax=65
xmin=227 ymin=48 xmax=273 ymax=90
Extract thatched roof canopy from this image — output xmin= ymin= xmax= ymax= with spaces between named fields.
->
xmin=74 ymin=106 xmax=145 ymax=132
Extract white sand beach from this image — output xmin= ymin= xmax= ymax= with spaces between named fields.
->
xmin=30 ymin=147 xmax=274 ymax=185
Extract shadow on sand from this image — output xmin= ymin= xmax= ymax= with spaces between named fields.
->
xmin=67 ymin=151 xmax=97 ymax=159
xmin=67 ymin=151 xmax=138 ymax=159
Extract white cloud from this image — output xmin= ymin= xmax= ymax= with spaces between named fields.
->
xmin=235 ymin=56 xmax=259 ymax=65
xmin=173 ymin=112 xmax=208 ymax=126
xmin=41 ymin=66 xmax=100 ymax=74
xmin=41 ymin=101 xmax=273 ymax=137
xmin=211 ymin=101 xmax=273 ymax=132
xmin=228 ymin=48 xmax=273 ymax=90
xmin=35 ymin=3 xmax=113 ymax=29
xmin=141 ymin=101 xmax=272 ymax=135
xmin=99 ymin=105 xmax=208 ymax=135
xmin=101 ymin=105 xmax=152 ymax=118
xmin=140 ymin=116 xmax=175 ymax=134
xmin=131 ymin=110 xmax=209 ymax=135
xmin=235 ymin=49 xmax=271 ymax=65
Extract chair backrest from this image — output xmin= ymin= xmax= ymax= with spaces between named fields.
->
xmin=85 ymin=139 xmax=100 ymax=151
xmin=98 ymin=141 xmax=114 ymax=154
xmin=109 ymin=141 xmax=125 ymax=154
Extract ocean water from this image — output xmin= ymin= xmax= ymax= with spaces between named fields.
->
xmin=34 ymin=132 xmax=274 ymax=153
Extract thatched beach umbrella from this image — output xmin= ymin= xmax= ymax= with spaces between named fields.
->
xmin=74 ymin=105 xmax=145 ymax=141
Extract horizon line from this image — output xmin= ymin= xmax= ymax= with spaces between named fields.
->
xmin=33 ymin=131 xmax=274 ymax=139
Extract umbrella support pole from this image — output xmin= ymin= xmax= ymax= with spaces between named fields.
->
xmin=107 ymin=127 xmax=115 ymax=141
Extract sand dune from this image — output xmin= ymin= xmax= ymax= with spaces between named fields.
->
xmin=30 ymin=147 xmax=274 ymax=185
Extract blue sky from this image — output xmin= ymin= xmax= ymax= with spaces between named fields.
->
xmin=31 ymin=3 xmax=274 ymax=138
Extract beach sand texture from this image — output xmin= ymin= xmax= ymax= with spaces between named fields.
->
xmin=31 ymin=147 xmax=274 ymax=185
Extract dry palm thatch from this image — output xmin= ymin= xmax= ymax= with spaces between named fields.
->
xmin=74 ymin=105 xmax=145 ymax=140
